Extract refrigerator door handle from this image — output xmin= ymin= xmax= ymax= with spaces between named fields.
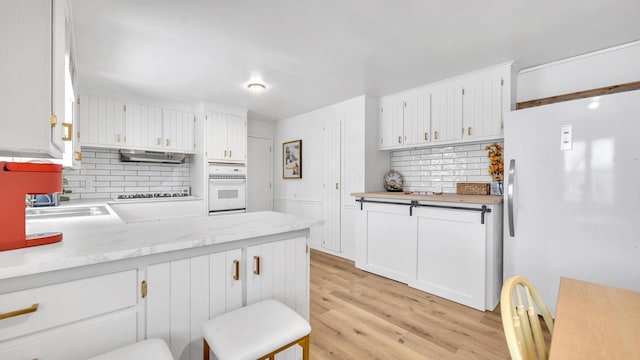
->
xmin=508 ymin=159 xmax=516 ymax=237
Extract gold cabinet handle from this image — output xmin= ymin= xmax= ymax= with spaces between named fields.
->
xmin=74 ymin=151 xmax=82 ymax=161
xmin=335 ymin=182 xmax=340 ymax=190
xmin=62 ymin=123 xmax=73 ymax=141
xmin=397 ymin=136 xmax=401 ymax=144
xmin=166 ymin=139 xmax=170 ymax=147
xmin=0 ymin=304 xmax=39 ymax=321
xmin=117 ymin=134 xmax=121 ymax=143
xmin=229 ymin=150 xmax=232 ymax=157
xmin=233 ymin=260 xmax=240 ymax=281
xmin=468 ymin=127 xmax=472 ymax=136
xmin=434 ymin=131 xmax=439 ymax=140
xmin=224 ymin=150 xmax=228 ymax=157
xmin=157 ymin=138 xmax=161 ymax=146
xmin=424 ymin=132 xmax=429 ymax=141
xmin=50 ymin=113 xmax=57 ymax=127
xmin=253 ymin=256 xmax=260 ymax=275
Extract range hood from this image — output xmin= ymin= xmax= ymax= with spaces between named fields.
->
xmin=119 ymin=150 xmax=186 ymax=164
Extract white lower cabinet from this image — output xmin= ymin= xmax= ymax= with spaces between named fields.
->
xmin=0 ymin=270 xmax=138 ymax=359
xmin=146 ymin=238 xmax=308 ymax=360
xmin=410 ymin=208 xmax=487 ymax=310
xmin=357 ymin=205 xmax=413 ymax=284
xmin=246 ymin=238 xmax=308 ymax=360
xmin=356 ymin=200 xmax=502 ymax=311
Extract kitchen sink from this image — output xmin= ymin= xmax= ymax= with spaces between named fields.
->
xmin=26 ymin=205 xmax=110 ymax=219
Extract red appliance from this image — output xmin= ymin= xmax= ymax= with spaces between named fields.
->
xmin=0 ymin=162 xmax=63 ymax=251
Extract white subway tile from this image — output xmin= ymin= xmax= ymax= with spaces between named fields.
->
xmin=125 ymin=164 xmax=150 ymax=171
xmin=467 ymin=150 xmax=489 ymax=157
xmin=96 ymin=164 xmax=124 ymax=170
xmin=422 ymin=154 xmax=443 ymax=160
xmin=125 ymin=186 xmax=150 ymax=192
xmin=150 ymin=186 xmax=172 ymax=192
xmin=125 ymin=176 xmax=150 ymax=181
xmin=421 ymin=165 xmax=442 ymax=171
xmin=431 ymin=159 xmax=454 ymax=165
xmin=394 ymin=150 xmax=411 ymax=156
xmin=467 ymin=175 xmax=493 ymax=182
xmin=95 ymin=152 xmax=118 ymax=159
xmin=82 ymin=157 xmax=111 ymax=164
xmin=421 ymin=176 xmax=442 ymax=182
xmin=110 ymin=181 xmax=137 ymax=187
xmin=454 ymin=157 xmax=482 ymax=164
xmin=80 ymin=169 xmax=110 ymax=176
xmin=443 ymin=176 xmax=467 ymax=182
xmin=411 ymin=149 xmax=431 ymax=155
xmin=455 ymin=144 xmax=481 ymax=152
xmin=95 ymin=187 xmax=125 ymax=193
xmin=96 ymin=175 xmax=124 ymax=181
xmin=467 ymin=163 xmax=490 ymax=170
xmin=432 ymin=171 xmax=453 ymax=176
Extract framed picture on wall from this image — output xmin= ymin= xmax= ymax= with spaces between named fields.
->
xmin=283 ymin=140 xmax=302 ymax=179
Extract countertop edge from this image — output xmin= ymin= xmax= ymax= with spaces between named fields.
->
xmin=350 ymin=191 xmax=503 ymax=205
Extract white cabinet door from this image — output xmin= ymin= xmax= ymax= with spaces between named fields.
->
xmin=0 ymin=0 xmax=65 ymax=158
xmin=226 ymin=114 xmax=247 ymax=161
xmin=462 ymin=69 xmax=505 ymax=140
xmin=79 ymin=95 xmax=125 ymax=148
xmin=403 ymin=90 xmax=431 ymax=146
xmin=357 ymin=203 xmax=414 ymax=284
xmin=125 ymin=103 xmax=163 ymax=150
xmin=378 ymin=99 xmax=394 ymax=149
xmin=411 ymin=208 xmax=486 ymax=310
xmin=390 ymin=96 xmax=405 ymax=147
xmin=0 ymin=310 xmax=137 ymax=360
xmin=205 ymin=112 xmax=247 ymax=162
xmin=322 ymin=118 xmax=342 ymax=253
xmin=146 ymin=248 xmax=243 ymax=360
xmin=204 ymin=112 xmax=227 ymax=161
xmin=431 ymin=82 xmax=463 ymax=143
xmin=246 ymin=238 xmax=308 ymax=360
xmin=163 ymin=109 xmax=195 ymax=153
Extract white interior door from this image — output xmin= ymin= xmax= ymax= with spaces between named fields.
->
xmin=247 ymin=136 xmax=273 ymax=212
xmin=323 ymin=118 xmax=341 ymax=252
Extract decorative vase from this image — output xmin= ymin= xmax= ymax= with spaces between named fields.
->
xmin=383 ymin=169 xmax=404 ymax=192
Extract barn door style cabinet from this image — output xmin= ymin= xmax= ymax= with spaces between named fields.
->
xmin=0 ymin=0 xmax=68 ymax=158
xmin=378 ymin=62 xmax=513 ymax=150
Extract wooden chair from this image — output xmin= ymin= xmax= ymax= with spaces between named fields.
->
xmin=202 ymin=299 xmax=311 ymax=360
xmin=501 ymin=276 xmax=555 ymax=360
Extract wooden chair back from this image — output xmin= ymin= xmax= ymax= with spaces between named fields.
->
xmin=501 ymin=275 xmax=555 ymax=360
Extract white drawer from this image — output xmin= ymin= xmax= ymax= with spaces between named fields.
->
xmin=0 ymin=270 xmax=137 ymax=342
xmin=0 ymin=309 xmax=137 ymax=360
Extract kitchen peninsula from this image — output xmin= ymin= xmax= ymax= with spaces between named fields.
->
xmin=0 ymin=210 xmax=320 ymax=360
xmin=352 ymin=191 xmax=503 ymax=311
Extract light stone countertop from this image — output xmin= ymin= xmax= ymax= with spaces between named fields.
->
xmin=350 ymin=191 xmax=503 ymax=205
xmin=1 ymin=210 xmax=322 ymax=280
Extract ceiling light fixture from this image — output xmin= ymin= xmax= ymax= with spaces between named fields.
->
xmin=247 ymin=83 xmax=267 ymax=93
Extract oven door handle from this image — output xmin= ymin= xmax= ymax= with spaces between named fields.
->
xmin=209 ymin=179 xmax=246 ymax=183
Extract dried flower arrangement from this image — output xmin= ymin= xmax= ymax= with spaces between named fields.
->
xmin=485 ymin=142 xmax=504 ymax=182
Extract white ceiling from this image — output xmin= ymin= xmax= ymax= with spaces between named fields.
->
xmin=70 ymin=0 xmax=640 ymax=121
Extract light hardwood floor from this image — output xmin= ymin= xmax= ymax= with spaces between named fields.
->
xmin=309 ymin=250 xmax=511 ymax=359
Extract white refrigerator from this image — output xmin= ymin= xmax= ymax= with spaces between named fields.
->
xmin=503 ymin=89 xmax=640 ymax=315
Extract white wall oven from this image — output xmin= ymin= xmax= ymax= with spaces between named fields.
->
xmin=208 ymin=163 xmax=246 ymax=215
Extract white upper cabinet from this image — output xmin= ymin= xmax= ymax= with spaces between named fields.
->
xmin=79 ymin=95 xmax=126 ymax=147
xmin=162 ymin=109 xmax=195 ymax=153
xmin=379 ymin=92 xmax=430 ymax=149
xmin=431 ymin=82 xmax=463 ymax=143
xmin=403 ymin=90 xmax=431 ymax=146
xmin=205 ymin=112 xmax=247 ymax=162
xmin=379 ymin=62 xmax=512 ymax=150
xmin=461 ymin=66 xmax=510 ymax=140
xmin=125 ymin=103 xmax=163 ymax=150
xmin=0 ymin=0 xmax=67 ymax=158
xmin=79 ymin=96 xmax=196 ymax=153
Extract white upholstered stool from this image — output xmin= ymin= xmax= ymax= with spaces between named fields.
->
xmin=87 ymin=338 xmax=173 ymax=360
xmin=202 ymin=299 xmax=311 ymax=360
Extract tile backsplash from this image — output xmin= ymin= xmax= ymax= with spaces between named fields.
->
xmin=390 ymin=142 xmax=503 ymax=193
xmin=63 ymin=148 xmax=190 ymax=200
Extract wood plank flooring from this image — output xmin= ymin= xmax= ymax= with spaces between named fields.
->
xmin=309 ymin=250 xmax=511 ymax=359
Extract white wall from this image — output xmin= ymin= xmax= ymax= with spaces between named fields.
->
xmin=274 ymin=95 xmax=386 ymax=260
xmin=518 ymin=40 xmax=640 ymax=102
xmin=248 ymin=119 xmax=275 ymax=139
